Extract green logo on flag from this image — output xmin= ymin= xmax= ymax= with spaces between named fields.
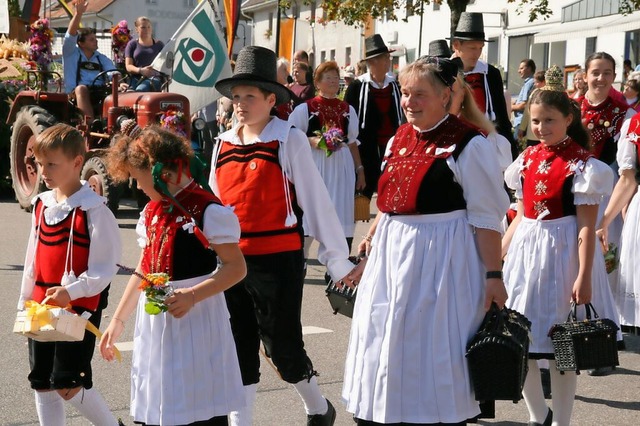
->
xmin=173 ymin=10 xmax=227 ymax=86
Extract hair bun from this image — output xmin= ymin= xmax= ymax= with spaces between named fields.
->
xmin=120 ymin=118 xmax=142 ymax=139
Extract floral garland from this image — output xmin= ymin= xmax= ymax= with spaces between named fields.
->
xmin=28 ymin=18 xmax=54 ymax=71
xmin=111 ymin=20 xmax=132 ymax=67
xmin=160 ymin=106 xmax=187 ymax=137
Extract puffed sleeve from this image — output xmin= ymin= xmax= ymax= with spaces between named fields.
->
xmin=288 ymin=103 xmax=310 ymax=134
xmin=202 ymin=203 xmax=241 ymax=245
xmin=504 ymin=153 xmax=525 ymax=199
xmin=448 ymin=135 xmax=510 ymax=232
xmin=487 ymin=132 xmax=513 ymax=172
xmin=573 ymin=157 xmax=614 ymax=205
xmin=64 ymin=205 xmax=122 ymax=302
xmin=347 ymin=105 xmax=360 ymax=145
xmin=617 ymin=121 xmax=638 ymax=172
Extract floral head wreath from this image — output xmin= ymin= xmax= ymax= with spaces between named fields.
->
xmin=541 ymin=65 xmax=565 ymax=92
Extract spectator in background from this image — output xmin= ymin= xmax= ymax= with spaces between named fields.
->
xmin=274 ymin=57 xmax=298 ymax=120
xmin=571 ymin=69 xmax=587 ymax=100
xmin=622 ymin=59 xmax=633 ymax=90
xmin=343 ymin=65 xmax=356 ymax=88
xmin=125 ymin=16 xmax=164 ymax=91
xmin=622 ymin=78 xmax=640 ymax=112
xmin=290 ymin=61 xmax=314 ymax=102
xmin=356 ymin=59 xmax=367 ymax=77
xmin=452 ymin=12 xmax=517 ymax=159
xmin=293 ymin=49 xmax=314 ymax=85
xmin=511 ymin=59 xmax=536 ymax=140
xmin=63 ymin=1 xmax=117 ymax=122
xmin=518 ymin=69 xmax=546 ymax=144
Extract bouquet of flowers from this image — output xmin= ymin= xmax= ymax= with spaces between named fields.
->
xmin=160 ymin=106 xmax=187 ymax=137
xmin=111 ymin=20 xmax=132 ymax=67
xmin=314 ymin=125 xmax=345 ymax=157
xmin=27 ymin=18 xmax=54 ymax=71
xmin=604 ymin=243 xmax=618 ymax=274
xmin=118 ymin=265 xmax=174 ymax=315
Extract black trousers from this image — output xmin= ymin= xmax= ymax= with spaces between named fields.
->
xmin=224 ymin=250 xmax=315 ymax=384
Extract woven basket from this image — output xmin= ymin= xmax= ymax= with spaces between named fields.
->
xmin=549 ymin=303 xmax=619 ymax=372
xmin=466 ymin=305 xmax=531 ymax=402
xmin=354 ymin=193 xmax=371 ymax=222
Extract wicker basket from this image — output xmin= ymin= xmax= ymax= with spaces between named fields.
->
xmin=466 ymin=305 xmax=531 ymax=402
xmin=549 ymin=303 xmax=619 ymax=373
xmin=354 ymin=193 xmax=371 ymax=222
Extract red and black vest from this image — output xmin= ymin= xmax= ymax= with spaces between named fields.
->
xmin=520 ymin=138 xmax=593 ymax=220
xmin=32 ymin=199 xmax=103 ymax=311
xmin=215 ymin=140 xmax=303 ymax=255
xmin=305 ymin=96 xmax=350 ymax=137
xmin=465 ymin=73 xmax=488 ymax=115
xmin=141 ymin=181 xmax=220 ymax=279
xmin=580 ymin=96 xmax=628 ymax=164
xmin=377 ymin=115 xmax=479 ymax=215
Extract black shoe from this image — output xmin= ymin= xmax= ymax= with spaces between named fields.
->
xmin=540 ymin=368 xmax=552 ymax=399
xmin=307 ymin=399 xmax=336 ymax=426
xmin=528 ymin=408 xmax=552 ymax=426
xmin=588 ymin=366 xmax=613 ymax=376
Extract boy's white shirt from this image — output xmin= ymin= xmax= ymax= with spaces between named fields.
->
xmin=18 ymin=183 xmax=122 ymax=310
xmin=211 ymin=117 xmax=354 ymax=281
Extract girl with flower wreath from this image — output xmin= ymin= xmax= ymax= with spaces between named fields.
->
xmin=502 ymin=89 xmax=621 ymax=426
xmin=99 ymin=125 xmax=246 ymax=425
xmin=125 ymin=17 xmax=164 ymax=92
xmin=289 ymin=61 xmax=365 ymax=251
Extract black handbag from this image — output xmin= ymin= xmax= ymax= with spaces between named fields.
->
xmin=325 ymin=255 xmax=362 ymax=318
xmin=548 ymin=302 xmax=619 ymax=373
xmin=466 ymin=304 xmax=531 ymax=402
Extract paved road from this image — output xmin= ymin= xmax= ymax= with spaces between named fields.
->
xmin=0 ymin=196 xmax=638 ymax=425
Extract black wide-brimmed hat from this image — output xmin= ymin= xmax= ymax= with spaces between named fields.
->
xmin=363 ymin=34 xmax=394 ymax=60
xmin=450 ymin=12 xmax=489 ymax=42
xmin=428 ymin=39 xmax=452 ymax=58
xmin=215 ymin=46 xmax=290 ymax=105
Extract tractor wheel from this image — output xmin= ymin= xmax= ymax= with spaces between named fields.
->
xmin=81 ymin=156 xmax=120 ymax=213
xmin=9 ymin=106 xmax=57 ymax=210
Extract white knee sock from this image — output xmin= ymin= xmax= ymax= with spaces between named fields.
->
xmin=67 ymin=388 xmax=118 ymax=426
xmin=35 ymin=391 xmax=65 ymax=426
xmin=549 ymin=361 xmax=577 ymax=426
xmin=522 ymin=360 xmax=549 ymax=423
xmin=229 ymin=384 xmax=258 ymax=426
xmin=293 ymin=376 xmax=328 ymax=415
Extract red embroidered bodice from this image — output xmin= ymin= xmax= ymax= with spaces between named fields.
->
xmin=521 ymin=138 xmax=593 ymax=220
xmin=305 ymin=96 xmax=349 ymax=137
xmin=215 ymin=140 xmax=302 ymax=255
xmin=141 ymin=181 xmax=220 ymax=278
xmin=32 ymin=199 xmax=102 ymax=311
xmin=377 ymin=115 xmax=478 ymax=214
xmin=580 ymin=96 xmax=628 ymax=162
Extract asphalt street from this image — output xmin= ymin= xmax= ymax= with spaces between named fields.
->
xmin=0 ymin=195 xmax=638 ymax=425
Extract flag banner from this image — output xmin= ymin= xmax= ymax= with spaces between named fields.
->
xmin=223 ymin=0 xmax=241 ymax=58
xmin=151 ymin=0 xmax=231 ymax=112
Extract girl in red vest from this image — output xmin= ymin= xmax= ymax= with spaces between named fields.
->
xmin=100 ymin=126 xmax=246 ymax=425
xmin=502 ymin=89 xmax=620 ymax=426
xmin=19 ymin=124 xmax=121 ymax=425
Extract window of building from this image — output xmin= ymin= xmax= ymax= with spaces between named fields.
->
xmin=330 ymin=49 xmax=335 ymax=61
xmin=586 ymin=36 xmax=597 ymax=56
xmin=345 ymin=46 xmax=352 ymax=66
xmin=146 ymin=0 xmax=157 ymax=4
xmin=320 ymin=50 xmax=326 ymax=63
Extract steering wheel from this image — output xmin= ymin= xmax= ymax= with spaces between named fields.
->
xmin=89 ymin=68 xmax=131 ymax=89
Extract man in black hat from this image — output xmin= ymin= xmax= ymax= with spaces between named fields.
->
xmin=345 ymin=34 xmax=404 ymax=199
xmin=451 ymin=12 xmax=517 ymax=159
xmin=210 ymin=45 xmax=355 ymax=426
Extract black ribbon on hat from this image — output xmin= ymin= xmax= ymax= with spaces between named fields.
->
xmin=416 ymin=56 xmax=460 ymax=88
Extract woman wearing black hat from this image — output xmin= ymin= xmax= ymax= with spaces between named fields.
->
xmin=342 ymin=57 xmax=509 ymax=425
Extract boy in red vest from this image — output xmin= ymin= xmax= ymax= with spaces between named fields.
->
xmin=210 ymin=46 xmax=355 ymax=426
xmin=18 ymin=124 xmax=121 ymax=425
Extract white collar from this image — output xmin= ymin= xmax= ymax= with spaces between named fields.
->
xmin=218 ymin=116 xmax=293 ymax=145
xmin=463 ymin=60 xmax=489 ymax=75
xmin=35 ymin=182 xmax=106 ymax=225
xmin=358 ymin=72 xmax=394 ymax=88
xmin=415 ymin=114 xmax=450 ymax=133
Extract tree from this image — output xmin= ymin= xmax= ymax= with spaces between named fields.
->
xmin=279 ymin=0 xmax=640 ymax=39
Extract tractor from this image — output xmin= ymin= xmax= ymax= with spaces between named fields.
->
xmin=7 ymin=69 xmax=200 ymax=212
